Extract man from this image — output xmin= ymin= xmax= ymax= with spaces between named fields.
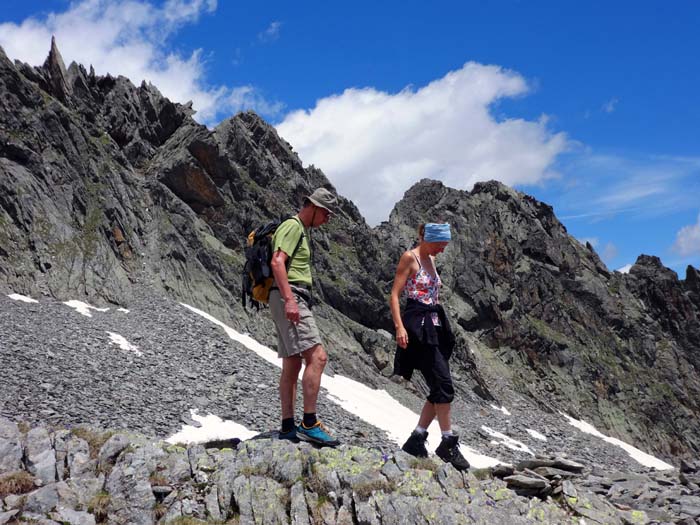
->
xmin=269 ymin=187 xmax=339 ymax=446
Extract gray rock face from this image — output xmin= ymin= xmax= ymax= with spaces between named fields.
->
xmin=0 ymin=418 xmax=22 ymax=475
xmin=50 ymin=507 xmax=96 ymax=525
xmin=23 ymin=482 xmax=61 ymax=515
xmin=97 ymin=433 xmax=133 ymax=472
xmin=0 ymin=510 xmax=19 ymax=525
xmin=25 ymin=426 xmax=56 ymax=483
xmin=104 ymin=443 xmax=163 ymax=525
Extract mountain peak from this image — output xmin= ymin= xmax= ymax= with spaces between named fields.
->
xmin=630 ymin=254 xmax=679 ymax=281
xmin=471 ymin=179 xmax=517 ymax=197
xmin=42 ymin=36 xmax=71 ymax=103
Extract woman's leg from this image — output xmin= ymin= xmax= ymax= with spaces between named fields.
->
xmin=425 ymin=347 xmax=455 ymax=428
xmin=417 ymin=401 xmax=436 ymax=428
xmin=417 ymin=342 xmax=454 ymax=431
xmin=435 ymin=402 xmax=451 ymax=432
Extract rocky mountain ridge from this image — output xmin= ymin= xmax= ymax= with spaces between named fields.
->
xmin=1 ymin=39 xmax=700 ymax=524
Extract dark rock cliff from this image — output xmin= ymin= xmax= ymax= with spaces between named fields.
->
xmin=1 ymin=41 xmax=699 ymax=466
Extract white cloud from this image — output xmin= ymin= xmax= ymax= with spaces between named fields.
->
xmin=232 ymin=47 xmax=243 ymax=66
xmin=602 ymin=242 xmax=618 ymax=262
xmin=616 ymin=264 xmax=633 ymax=273
xmin=579 ymin=237 xmax=599 ymax=247
xmin=228 ymin=86 xmax=285 ymax=118
xmin=602 ymin=97 xmax=619 ymax=113
xmin=258 ymin=21 xmax=281 ymax=42
xmin=277 ymin=63 xmax=569 ymax=225
xmin=163 ymin=0 xmax=217 ymax=21
xmin=0 ymin=0 xmax=278 ymax=123
xmin=673 ymin=213 xmax=700 ymax=256
xmin=557 ymin=154 xmax=700 ymax=222
xmin=595 ymin=181 xmax=666 ymax=208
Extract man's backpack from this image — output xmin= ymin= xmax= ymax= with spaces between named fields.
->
xmin=241 ymin=217 xmax=304 ymax=310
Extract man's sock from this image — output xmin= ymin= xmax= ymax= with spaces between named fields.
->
xmin=302 ymin=413 xmax=318 ymax=428
xmin=415 ymin=426 xmax=428 ymax=435
xmin=281 ymin=418 xmax=296 ymax=433
xmin=441 ymin=430 xmax=454 ymax=438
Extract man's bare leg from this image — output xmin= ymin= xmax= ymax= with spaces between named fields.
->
xmin=280 ymin=356 xmax=303 ymax=420
xmin=300 ymin=344 xmax=327 ymax=413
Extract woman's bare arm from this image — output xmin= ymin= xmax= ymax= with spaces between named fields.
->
xmin=390 ymin=251 xmax=417 ymax=349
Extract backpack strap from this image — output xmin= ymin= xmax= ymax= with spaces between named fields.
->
xmin=286 ymin=217 xmax=313 ymax=305
xmin=284 ymin=217 xmax=306 ymax=270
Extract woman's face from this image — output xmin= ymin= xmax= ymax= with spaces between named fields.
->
xmin=424 ymin=241 xmax=449 ymax=255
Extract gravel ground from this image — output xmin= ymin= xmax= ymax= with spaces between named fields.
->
xmin=0 ymin=289 xmax=673 ymax=474
xmin=0 ymin=291 xmax=390 ymax=449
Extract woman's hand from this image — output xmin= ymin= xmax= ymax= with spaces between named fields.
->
xmin=396 ymin=326 xmax=408 ymax=349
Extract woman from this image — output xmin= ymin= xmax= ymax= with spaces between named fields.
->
xmin=389 ymin=223 xmax=469 ymax=470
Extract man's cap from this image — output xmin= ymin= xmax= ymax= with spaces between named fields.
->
xmin=306 ymin=187 xmax=338 ymax=215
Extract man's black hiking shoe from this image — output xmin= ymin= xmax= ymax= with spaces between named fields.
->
xmin=401 ymin=430 xmax=429 ymax=457
xmin=435 ymin=434 xmax=470 ymax=471
xmin=278 ymin=428 xmax=299 ymax=442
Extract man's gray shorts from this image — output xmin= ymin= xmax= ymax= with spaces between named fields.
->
xmin=269 ymin=286 xmax=323 ymax=358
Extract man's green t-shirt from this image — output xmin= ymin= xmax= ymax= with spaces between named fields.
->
xmin=272 ymin=217 xmax=312 ymax=286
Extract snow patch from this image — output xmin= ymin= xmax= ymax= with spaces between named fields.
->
xmin=482 ymin=426 xmax=534 ymax=455
xmin=526 ymin=428 xmax=548 ymax=441
xmin=8 ymin=293 xmax=39 ymax=303
xmin=563 ymin=413 xmax=673 ymax=470
xmin=63 ymin=300 xmax=109 ymax=317
xmin=107 ymin=332 xmax=143 ymax=357
xmin=490 ymin=404 xmax=511 ymax=416
xmin=117 ymin=308 xmax=130 ymax=313
xmin=166 ymin=410 xmax=258 ymax=444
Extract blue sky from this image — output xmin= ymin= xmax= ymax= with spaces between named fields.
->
xmin=1 ymin=0 xmax=699 ymax=276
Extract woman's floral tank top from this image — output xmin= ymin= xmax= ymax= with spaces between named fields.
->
xmin=404 ymin=251 xmax=441 ymax=325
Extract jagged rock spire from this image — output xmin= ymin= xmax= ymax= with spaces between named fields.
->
xmin=42 ymin=36 xmax=72 ymax=103
xmin=686 ymin=264 xmax=700 ymax=293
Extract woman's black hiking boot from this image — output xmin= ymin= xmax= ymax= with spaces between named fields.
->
xmin=401 ymin=430 xmax=429 ymax=457
xmin=435 ymin=434 xmax=470 ymax=471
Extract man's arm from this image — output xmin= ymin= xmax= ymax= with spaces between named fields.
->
xmin=270 ymin=249 xmax=300 ymax=324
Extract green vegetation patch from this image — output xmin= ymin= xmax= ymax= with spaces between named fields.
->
xmin=0 ymin=470 xmax=35 ymax=498
xmin=71 ymin=427 xmax=115 ymax=459
xmin=409 ymin=456 xmax=440 ymax=474
xmin=88 ymin=491 xmax=110 ymax=523
xmin=353 ymin=478 xmax=397 ymax=501
xmin=526 ymin=315 xmax=572 ymax=347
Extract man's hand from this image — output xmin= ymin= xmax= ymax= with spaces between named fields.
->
xmin=284 ymin=297 xmax=300 ymax=324
xmin=271 ymin=249 xmax=300 ymax=324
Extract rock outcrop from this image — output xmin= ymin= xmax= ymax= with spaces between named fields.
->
xmin=4 ymin=419 xmax=700 ymax=524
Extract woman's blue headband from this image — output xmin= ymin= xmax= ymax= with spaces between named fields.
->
xmin=424 ymin=223 xmax=451 ymax=242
